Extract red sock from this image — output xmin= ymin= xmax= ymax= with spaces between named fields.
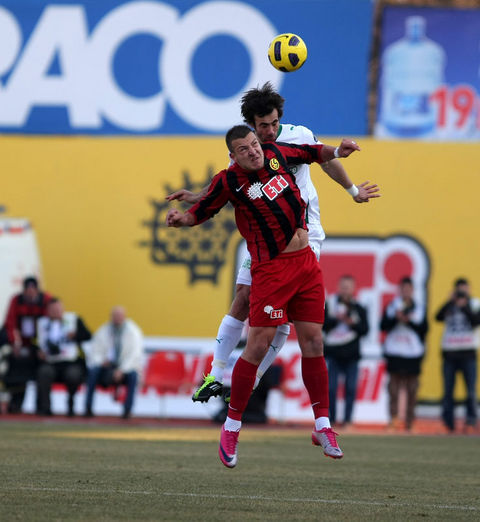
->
xmin=301 ymin=356 xmax=329 ymax=418
xmin=227 ymin=357 xmax=258 ymax=421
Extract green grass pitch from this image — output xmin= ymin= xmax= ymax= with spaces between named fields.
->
xmin=0 ymin=421 xmax=478 ymax=521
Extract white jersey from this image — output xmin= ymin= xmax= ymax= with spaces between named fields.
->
xmin=277 ymin=123 xmax=325 ymax=241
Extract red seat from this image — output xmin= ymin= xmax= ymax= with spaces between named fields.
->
xmin=142 ymin=351 xmax=187 ymax=395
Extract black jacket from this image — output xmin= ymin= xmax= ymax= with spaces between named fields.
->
xmin=323 ymin=299 xmax=369 ymax=360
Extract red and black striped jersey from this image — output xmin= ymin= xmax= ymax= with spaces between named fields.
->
xmin=188 ymin=141 xmax=324 ymax=264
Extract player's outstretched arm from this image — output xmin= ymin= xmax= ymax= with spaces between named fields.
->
xmin=320 ymin=157 xmax=356 ymax=189
xmin=166 ymin=209 xmax=195 ymax=227
xmin=353 ymin=181 xmax=381 ymax=203
xmin=165 ymin=186 xmax=209 ymax=204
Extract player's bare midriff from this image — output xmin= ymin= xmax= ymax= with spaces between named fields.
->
xmin=282 ymin=228 xmax=309 ymax=253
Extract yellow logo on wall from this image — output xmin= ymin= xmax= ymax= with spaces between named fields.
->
xmin=140 ymin=168 xmax=237 ymax=284
xmin=269 ymin=158 xmax=280 ymax=171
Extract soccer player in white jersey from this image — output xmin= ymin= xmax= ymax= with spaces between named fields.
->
xmin=167 ymin=82 xmax=380 ymax=402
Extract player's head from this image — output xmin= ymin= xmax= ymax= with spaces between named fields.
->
xmin=240 ymin=82 xmax=284 ymax=143
xmin=226 ymin=125 xmax=264 ymax=171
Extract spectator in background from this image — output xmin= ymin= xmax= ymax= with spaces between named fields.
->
xmin=323 ymin=275 xmax=369 ymax=428
xmin=85 ymin=306 xmax=143 ymax=419
xmin=435 ymin=278 xmax=480 ymax=433
xmin=381 ymin=277 xmax=428 ymax=431
xmin=1 ymin=276 xmax=51 ymax=412
xmin=36 ymin=298 xmax=91 ymax=416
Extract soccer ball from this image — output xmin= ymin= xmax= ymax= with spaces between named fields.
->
xmin=268 ymin=33 xmax=307 ymax=72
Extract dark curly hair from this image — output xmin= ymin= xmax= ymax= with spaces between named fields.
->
xmin=240 ymin=82 xmax=285 ymax=126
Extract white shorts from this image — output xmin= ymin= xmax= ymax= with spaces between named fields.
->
xmin=235 ymin=234 xmax=324 ymax=287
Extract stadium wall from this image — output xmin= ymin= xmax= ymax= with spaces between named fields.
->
xmin=2 ymin=136 xmax=479 ymax=402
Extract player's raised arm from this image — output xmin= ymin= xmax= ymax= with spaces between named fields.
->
xmin=166 ymin=186 xmax=208 ymax=204
xmin=320 ymin=138 xmax=361 ymax=162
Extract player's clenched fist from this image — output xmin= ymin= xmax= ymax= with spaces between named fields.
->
xmin=166 ymin=208 xmax=194 ymax=227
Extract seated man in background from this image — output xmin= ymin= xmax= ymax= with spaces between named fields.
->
xmin=85 ymin=306 xmax=143 ymax=419
xmin=36 ymin=298 xmax=91 ymax=416
xmin=2 ymin=276 xmax=52 ymax=413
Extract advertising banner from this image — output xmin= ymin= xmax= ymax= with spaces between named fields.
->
xmin=376 ymin=6 xmax=480 ymax=140
xmin=0 ymin=0 xmax=373 ymax=135
xmin=2 ymin=135 xmax=480 ymax=405
xmin=22 ymin=340 xmax=389 ymax=422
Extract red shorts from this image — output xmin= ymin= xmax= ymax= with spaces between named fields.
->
xmin=249 ymin=246 xmax=325 ymax=327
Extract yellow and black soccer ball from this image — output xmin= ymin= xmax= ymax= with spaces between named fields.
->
xmin=268 ymin=33 xmax=307 ymax=72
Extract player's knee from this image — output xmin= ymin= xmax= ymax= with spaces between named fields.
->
xmin=244 ymin=327 xmax=274 ymax=364
xmin=300 ymin=332 xmax=324 ymax=357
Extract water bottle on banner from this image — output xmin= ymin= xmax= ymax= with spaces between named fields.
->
xmin=378 ymin=16 xmax=446 ymax=138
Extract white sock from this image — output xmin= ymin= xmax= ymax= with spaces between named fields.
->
xmin=224 ymin=417 xmax=242 ymax=432
xmin=254 ymin=323 xmax=290 ymax=389
xmin=210 ymin=315 xmax=245 ymax=382
xmin=315 ymin=417 xmax=331 ymax=431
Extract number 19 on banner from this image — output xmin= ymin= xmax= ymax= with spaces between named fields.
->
xmin=430 ymin=85 xmax=480 ymax=134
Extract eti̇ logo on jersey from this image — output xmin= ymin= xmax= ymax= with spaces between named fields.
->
xmin=269 ymin=158 xmax=280 ymax=171
xmin=264 ymin=305 xmax=284 ymax=319
xmin=262 ymin=175 xmax=288 ymax=201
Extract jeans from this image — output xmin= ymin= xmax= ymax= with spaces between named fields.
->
xmin=388 ymin=373 xmax=419 ymax=429
xmin=37 ymin=361 xmax=85 ymax=414
xmin=327 ymin=357 xmax=359 ymax=424
xmin=442 ymin=352 xmax=477 ymax=430
xmin=85 ymin=366 xmax=138 ymax=416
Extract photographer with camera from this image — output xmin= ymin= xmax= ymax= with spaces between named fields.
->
xmin=36 ymin=298 xmax=91 ymax=416
xmin=380 ymin=277 xmax=428 ymax=431
xmin=323 ymin=275 xmax=369 ymax=428
xmin=435 ymin=278 xmax=480 ymax=433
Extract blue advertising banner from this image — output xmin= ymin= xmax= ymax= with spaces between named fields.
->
xmin=376 ymin=6 xmax=480 ymax=141
xmin=0 ymin=0 xmax=373 ymax=135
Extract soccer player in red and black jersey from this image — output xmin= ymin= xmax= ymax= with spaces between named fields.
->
xmin=166 ymin=125 xmax=360 ymax=467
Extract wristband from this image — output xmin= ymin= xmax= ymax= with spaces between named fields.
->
xmin=346 ymin=184 xmax=359 ymax=197
xmin=333 ymin=146 xmax=340 ymax=158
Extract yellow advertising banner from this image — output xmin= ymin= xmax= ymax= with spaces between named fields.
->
xmin=1 ymin=136 xmax=479 ymax=401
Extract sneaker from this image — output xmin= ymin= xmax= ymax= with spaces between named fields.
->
xmin=218 ymin=426 xmax=239 ymax=468
xmin=192 ymin=374 xmax=223 ymax=403
xmin=312 ymin=427 xmax=344 ymax=459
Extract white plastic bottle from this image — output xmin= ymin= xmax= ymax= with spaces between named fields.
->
xmin=378 ymin=16 xmax=446 ymax=137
